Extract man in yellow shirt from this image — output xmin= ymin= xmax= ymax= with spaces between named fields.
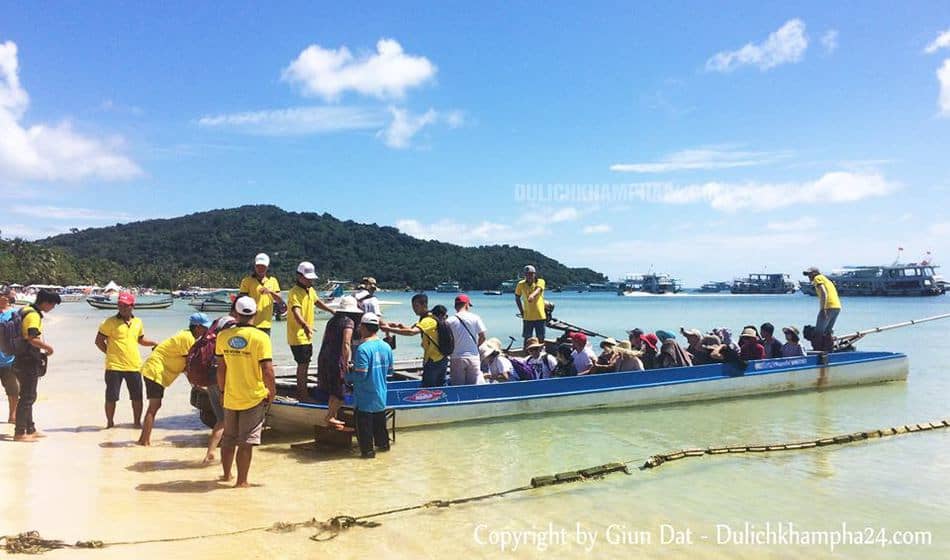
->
xmin=804 ymin=267 xmax=842 ymax=351
xmin=137 ymin=313 xmax=212 ymax=446
xmin=383 ymin=293 xmax=447 ymax=387
xmin=288 ymin=261 xmax=335 ymax=402
xmin=515 ymin=265 xmax=547 ymax=346
xmin=95 ymin=292 xmax=159 ymax=429
xmin=215 ymin=296 xmax=275 ymax=488
xmin=12 ymin=289 xmax=60 ymax=442
xmin=238 ymin=253 xmax=283 ymax=334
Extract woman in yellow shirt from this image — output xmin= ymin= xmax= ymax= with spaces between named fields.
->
xmin=137 ymin=313 xmax=212 ymax=446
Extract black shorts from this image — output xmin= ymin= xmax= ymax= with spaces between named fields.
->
xmin=104 ymin=370 xmax=143 ymax=402
xmin=290 ymin=344 xmax=313 ymax=365
xmin=144 ymin=377 xmax=165 ymax=400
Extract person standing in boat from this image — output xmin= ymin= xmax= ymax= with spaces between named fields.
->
xmin=803 ymin=266 xmax=842 ymax=351
xmin=11 ymin=289 xmax=61 ymax=441
xmin=238 ymin=253 xmax=283 ymax=335
xmin=346 ymin=312 xmax=393 ymax=458
xmin=384 ymin=293 xmax=448 ymax=387
xmin=515 ymin=265 xmax=547 ymax=346
xmin=446 ymin=294 xmax=486 ymax=385
xmin=215 ymin=296 xmax=275 ymax=487
xmin=0 ymin=286 xmax=19 ymax=424
xmin=95 ymin=292 xmax=159 ymax=429
xmin=317 ymin=295 xmax=360 ymax=429
xmin=288 ymin=261 xmax=334 ymax=402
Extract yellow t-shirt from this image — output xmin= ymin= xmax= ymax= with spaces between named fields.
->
xmin=141 ymin=329 xmax=196 ymax=387
xmin=515 ymin=278 xmax=547 ymax=321
xmin=98 ymin=315 xmax=145 ymax=371
xmin=812 ymin=274 xmax=842 ymax=309
xmin=239 ymin=275 xmax=281 ymax=330
xmin=21 ymin=307 xmax=42 ymax=338
xmin=417 ymin=315 xmax=445 ymax=363
xmin=215 ymin=325 xmax=272 ymax=410
xmin=286 ymin=284 xmax=316 ymax=346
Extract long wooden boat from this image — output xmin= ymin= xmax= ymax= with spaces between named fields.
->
xmin=86 ymin=295 xmax=174 ymax=310
xmin=266 ymin=351 xmax=908 ymax=432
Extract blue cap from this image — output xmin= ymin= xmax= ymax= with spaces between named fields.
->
xmin=655 ymin=330 xmax=676 ymax=342
xmin=189 ymin=312 xmax=213 ymax=328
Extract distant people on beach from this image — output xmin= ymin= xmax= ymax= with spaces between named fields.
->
xmin=11 ymin=289 xmax=61 ymax=442
xmin=515 ymin=265 xmax=547 ymax=346
xmin=804 ymin=266 xmax=841 ymax=352
xmin=446 ymin=294 xmax=487 ymax=385
xmin=384 ymin=293 xmax=448 ymax=387
xmin=137 ymin=313 xmax=211 ymax=446
xmin=215 ymin=296 xmax=275 ymax=488
xmin=238 ymin=253 xmax=283 ymax=335
xmin=95 ymin=292 xmax=158 ymax=429
xmin=345 ymin=312 xmax=393 ymax=458
xmin=1 ymin=286 xmax=18 ymax=424
xmin=317 ymin=295 xmax=360 ymax=429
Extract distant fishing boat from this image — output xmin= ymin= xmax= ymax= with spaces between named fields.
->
xmin=731 ymin=273 xmax=796 ymax=294
xmin=482 ymin=290 xmax=503 ymax=296
xmin=188 ymin=289 xmax=239 ymax=312
xmin=697 ymin=281 xmax=731 ymax=293
xmin=799 ymin=263 xmax=944 ymax=297
xmin=435 ymin=281 xmax=461 ymax=293
xmin=87 ymin=295 xmax=174 ymax=310
xmin=620 ymin=273 xmax=681 ymax=295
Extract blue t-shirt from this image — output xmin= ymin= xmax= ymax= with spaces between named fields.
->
xmin=0 ymin=309 xmax=14 ymax=368
xmin=346 ymin=338 xmax=393 ymax=413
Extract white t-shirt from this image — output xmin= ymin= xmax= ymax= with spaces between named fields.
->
xmin=526 ymin=353 xmax=557 ymax=379
xmin=572 ymin=347 xmax=597 ymax=374
xmin=360 ymin=296 xmax=381 ymax=315
xmin=488 ymin=355 xmax=513 ymax=382
xmin=447 ymin=311 xmax=486 ymax=357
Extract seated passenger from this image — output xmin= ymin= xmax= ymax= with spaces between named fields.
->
xmin=738 ymin=327 xmax=766 ymax=360
xmin=552 ymin=344 xmax=577 ymax=377
xmin=615 ymin=340 xmax=644 ymax=371
xmin=525 ymin=337 xmax=556 ymax=379
xmin=639 ymin=333 xmax=659 ymax=369
xmin=655 ymin=330 xmax=693 ymax=368
xmin=479 ymin=342 xmax=513 ymax=382
xmin=781 ymin=326 xmax=806 ymax=357
xmin=680 ymin=327 xmax=708 ymax=364
xmin=568 ymin=332 xmax=597 ymax=375
xmin=713 ymin=327 xmax=740 ymax=353
xmin=759 ymin=323 xmax=783 ymax=359
xmin=691 ymin=334 xmax=722 ymax=364
xmin=589 ymin=338 xmax=620 ymax=374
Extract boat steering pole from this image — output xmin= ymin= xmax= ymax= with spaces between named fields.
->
xmin=834 ymin=312 xmax=950 ymax=350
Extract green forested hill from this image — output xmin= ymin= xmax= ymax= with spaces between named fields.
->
xmin=18 ymin=205 xmax=605 ymax=289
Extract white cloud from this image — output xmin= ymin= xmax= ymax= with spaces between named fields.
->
xmin=396 ymin=218 xmax=547 ymax=246
xmin=582 ymin=224 xmax=612 ymax=235
xmin=11 ymin=205 xmax=132 ymax=222
xmin=282 ymin=38 xmax=436 ymax=102
xmin=705 ymin=19 xmax=808 ymax=72
xmin=377 ymin=107 xmax=438 ymax=148
xmin=658 ymin=171 xmax=897 ymax=212
xmin=0 ymin=41 xmax=142 ymax=184
xmin=766 ymin=216 xmax=817 ymax=231
xmin=198 ymin=106 xmax=385 ymax=135
xmin=930 ymin=222 xmax=950 ymax=236
xmin=548 ymin=208 xmax=580 ymax=223
xmin=820 ymin=30 xmax=839 ymax=54
xmin=924 ymin=29 xmax=950 ymax=54
xmin=938 ymin=59 xmax=950 ymax=117
xmin=611 ymin=146 xmax=788 ymax=173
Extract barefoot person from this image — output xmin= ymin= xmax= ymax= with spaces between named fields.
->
xmin=137 ymin=313 xmax=211 ymax=446
xmin=288 ymin=261 xmax=334 ymax=402
xmin=345 ymin=312 xmax=394 ymax=458
xmin=215 ymin=296 xmax=275 ymax=487
xmin=95 ymin=292 xmax=159 ymax=428
xmin=0 ymin=286 xmax=19 ymax=423
xmin=317 ymin=295 xmax=360 ymax=429
xmin=200 ymin=311 xmax=237 ymax=465
xmin=10 ymin=289 xmax=60 ymax=442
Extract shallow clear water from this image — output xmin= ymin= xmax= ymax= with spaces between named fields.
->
xmin=2 ymin=292 xmax=948 ymax=558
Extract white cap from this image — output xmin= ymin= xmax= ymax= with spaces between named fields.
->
xmin=297 ymin=261 xmax=318 ymax=280
xmin=524 ymin=265 xmax=536 ymax=273
xmin=361 ymin=312 xmax=380 ymax=326
xmin=254 ymin=253 xmax=270 ymax=267
xmin=235 ymin=296 xmax=257 ymax=316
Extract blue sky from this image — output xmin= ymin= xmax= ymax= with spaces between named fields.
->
xmin=2 ymin=2 xmax=950 ymax=285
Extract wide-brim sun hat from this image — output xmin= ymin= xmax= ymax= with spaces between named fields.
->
xmin=335 ymin=295 xmax=361 ymax=314
xmin=600 ymin=337 xmax=618 ymax=348
xmin=479 ymin=343 xmax=500 ymax=361
xmin=739 ymin=327 xmax=759 ymax=339
xmin=525 ymin=337 xmax=544 ymax=351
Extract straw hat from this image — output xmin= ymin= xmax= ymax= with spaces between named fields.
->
xmin=701 ymin=334 xmax=722 ymax=347
xmin=739 ymin=327 xmax=759 ymax=339
xmin=600 ymin=337 xmax=618 ymax=348
xmin=525 ymin=337 xmax=545 ymax=351
xmin=618 ymin=340 xmax=633 ymax=350
xmin=479 ymin=342 xmax=500 ymax=362
xmin=782 ymin=326 xmax=800 ymax=340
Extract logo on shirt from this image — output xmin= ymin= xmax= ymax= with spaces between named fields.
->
xmin=228 ymin=336 xmax=249 ymax=350
xmin=402 ymin=389 xmax=446 ymax=403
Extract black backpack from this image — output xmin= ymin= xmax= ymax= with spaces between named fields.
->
xmin=421 ymin=313 xmax=455 ymax=356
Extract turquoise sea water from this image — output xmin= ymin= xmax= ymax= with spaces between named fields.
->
xmin=14 ymin=291 xmax=950 ymax=558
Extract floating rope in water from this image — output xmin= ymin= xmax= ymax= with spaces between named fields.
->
xmin=3 ymin=418 xmax=946 ymax=554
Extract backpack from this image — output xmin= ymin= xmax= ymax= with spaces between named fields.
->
xmin=421 ymin=313 xmax=455 ymax=357
xmin=509 ymin=357 xmax=533 ymax=381
xmin=0 ymin=307 xmax=35 ymax=356
xmin=185 ymin=318 xmax=233 ymax=387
